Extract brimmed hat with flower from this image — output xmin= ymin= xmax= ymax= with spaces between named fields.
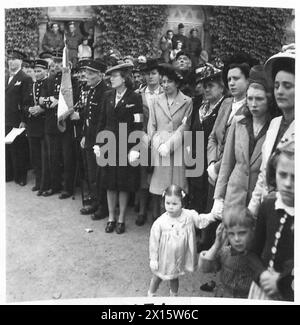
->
xmin=195 ymin=58 xmax=223 ymax=84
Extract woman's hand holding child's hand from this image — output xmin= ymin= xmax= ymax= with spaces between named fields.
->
xmin=259 ymin=269 xmax=280 ymax=296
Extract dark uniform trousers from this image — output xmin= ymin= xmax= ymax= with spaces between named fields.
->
xmin=5 ymin=127 xmax=29 ymax=183
xmin=82 ymin=80 xmax=110 ymax=207
xmin=61 ymin=126 xmax=76 ymax=194
xmin=45 ymin=72 xmax=77 ymax=193
xmin=25 ymin=77 xmax=50 ymax=190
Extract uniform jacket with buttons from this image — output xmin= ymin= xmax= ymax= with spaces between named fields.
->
xmin=44 ymin=72 xmax=78 ymax=136
xmin=214 ymin=115 xmax=268 ymax=208
xmin=5 ymin=69 xmax=33 ymax=134
xmin=23 ymin=77 xmax=48 ymax=138
xmin=207 ymin=97 xmax=246 ymax=174
xmin=82 ymin=80 xmax=110 ymax=149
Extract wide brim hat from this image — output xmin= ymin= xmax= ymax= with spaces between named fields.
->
xmin=105 ymin=62 xmax=134 ymax=75
xmin=85 ymin=59 xmax=107 ymax=73
xmin=264 ymin=43 xmax=295 ymax=83
xmin=195 ymin=63 xmax=222 ymax=84
xmin=157 ymin=63 xmax=183 ymax=83
xmin=222 ymin=52 xmax=259 ymax=88
xmin=34 ymin=59 xmax=49 ymax=70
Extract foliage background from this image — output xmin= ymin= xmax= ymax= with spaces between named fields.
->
xmin=5 ymin=8 xmax=44 ymax=58
xmin=4 ymin=5 xmax=294 ymax=62
xmin=206 ymin=6 xmax=293 ymax=63
xmin=92 ymin=5 xmax=168 ymax=57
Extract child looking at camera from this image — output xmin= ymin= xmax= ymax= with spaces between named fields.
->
xmin=148 ymin=184 xmax=215 ymax=297
xmin=247 ymin=139 xmax=294 ymax=301
xmin=198 ymin=207 xmax=256 ymax=298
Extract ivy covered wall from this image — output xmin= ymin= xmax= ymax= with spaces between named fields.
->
xmin=5 ymin=8 xmax=43 ymax=58
xmin=4 ymin=5 xmax=294 ymax=62
xmin=207 ymin=6 xmax=293 ymax=63
xmin=92 ymin=5 xmax=168 ymax=57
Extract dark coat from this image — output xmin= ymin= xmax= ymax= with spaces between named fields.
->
xmin=5 ymin=69 xmax=33 ymax=133
xmin=97 ymin=88 xmax=143 ymax=192
xmin=247 ymin=193 xmax=294 ymax=301
xmin=82 ymin=80 xmax=110 ymax=148
xmin=188 ymin=97 xmax=225 ymax=189
xmin=42 ymin=31 xmax=64 ymax=52
xmin=172 ymin=34 xmax=189 ymax=51
xmin=23 ymin=77 xmax=48 ymax=138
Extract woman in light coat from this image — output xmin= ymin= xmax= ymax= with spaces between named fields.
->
xmin=213 ymin=65 xmax=273 ymax=215
xmin=148 ymin=64 xmax=193 ymax=220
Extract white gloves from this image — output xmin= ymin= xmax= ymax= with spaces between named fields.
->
xmin=49 ymin=96 xmax=58 ymax=108
xmin=80 ymin=137 xmax=85 ymax=149
xmin=128 ymin=150 xmax=140 ymax=163
xmin=211 ymin=198 xmax=224 ymax=220
xmin=158 ymin=143 xmax=169 ymax=157
xmin=207 ymin=163 xmax=218 ymax=185
xmin=93 ymin=145 xmax=101 ymax=157
xmin=70 ymin=111 xmax=80 ymax=120
xmin=150 ymin=260 xmax=158 ymax=271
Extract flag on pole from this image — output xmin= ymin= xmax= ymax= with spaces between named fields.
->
xmin=57 ymin=45 xmax=74 ymax=132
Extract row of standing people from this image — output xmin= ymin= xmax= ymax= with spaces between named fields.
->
xmin=5 ymin=43 xmax=294 ymax=300
xmin=147 ymin=44 xmax=295 ymax=300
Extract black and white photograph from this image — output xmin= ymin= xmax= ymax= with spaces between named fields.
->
xmin=2 ymin=0 xmax=297 ymax=306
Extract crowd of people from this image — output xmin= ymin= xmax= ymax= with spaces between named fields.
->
xmin=5 ymin=21 xmax=295 ymax=301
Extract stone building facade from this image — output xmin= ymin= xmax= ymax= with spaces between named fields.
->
xmin=38 ymin=5 xmax=295 ymax=57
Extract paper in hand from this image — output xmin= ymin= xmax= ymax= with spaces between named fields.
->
xmin=5 ymin=128 xmax=25 ymax=144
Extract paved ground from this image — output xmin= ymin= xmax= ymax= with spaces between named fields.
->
xmin=6 ymin=171 xmax=216 ymax=303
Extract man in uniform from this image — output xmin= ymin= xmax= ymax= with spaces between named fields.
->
xmin=5 ymin=50 xmax=32 ymax=186
xmin=23 ymin=59 xmax=50 ymax=194
xmin=65 ymin=21 xmax=82 ymax=68
xmin=79 ymin=59 xmax=110 ymax=220
xmin=42 ymin=22 xmax=65 ymax=55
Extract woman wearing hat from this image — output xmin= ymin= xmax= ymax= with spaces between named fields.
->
xmin=95 ymin=62 xmax=143 ymax=234
xmin=147 ymin=64 xmax=193 ymax=220
xmin=134 ymin=59 xmax=164 ymax=226
xmin=188 ymin=62 xmax=227 ymax=215
xmin=248 ymin=44 xmax=295 ymax=217
xmin=198 ymin=53 xmax=255 ymax=252
xmin=211 ymin=65 xmax=273 ymax=222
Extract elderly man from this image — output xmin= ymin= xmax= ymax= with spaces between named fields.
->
xmin=78 ymin=59 xmax=110 ymax=220
xmin=173 ymin=50 xmax=195 ymax=97
xmin=5 ymin=50 xmax=32 ymax=185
